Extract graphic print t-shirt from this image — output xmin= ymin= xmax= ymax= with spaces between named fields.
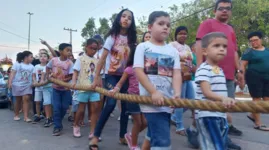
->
xmin=94 ymin=48 xmax=105 ymax=75
xmin=47 ymin=57 xmax=74 ymax=90
xmin=104 ymin=35 xmax=130 ymax=75
xmin=195 ymin=62 xmax=227 ymax=119
xmin=12 ymin=62 xmax=34 ymax=87
xmin=133 ymin=41 xmax=181 ymax=113
xmin=33 ymin=64 xmax=46 ymax=91
xmin=73 ymin=54 xmax=98 ymax=92
xmin=124 ymin=66 xmax=139 ymax=95
xmin=42 ymin=67 xmax=52 ymax=89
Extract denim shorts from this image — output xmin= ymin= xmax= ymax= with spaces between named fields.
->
xmin=196 ymin=117 xmax=229 ymax=150
xmin=144 ymin=112 xmax=172 ymax=150
xmin=126 ymin=102 xmax=141 ymax=114
xmin=77 ymin=91 xmax=100 ymax=103
xmin=72 ymin=100 xmax=79 ymax=113
xmin=34 ymin=88 xmax=52 ymax=105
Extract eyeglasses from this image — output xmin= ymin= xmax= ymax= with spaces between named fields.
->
xmin=217 ymin=7 xmax=232 ymax=11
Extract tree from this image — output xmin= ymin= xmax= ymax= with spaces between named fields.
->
xmin=109 ymin=13 xmax=118 ymax=25
xmin=81 ymin=17 xmax=96 ymax=40
xmin=98 ymin=18 xmax=110 ymax=38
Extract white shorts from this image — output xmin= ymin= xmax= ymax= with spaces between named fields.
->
xmin=34 ymin=88 xmax=52 ymax=105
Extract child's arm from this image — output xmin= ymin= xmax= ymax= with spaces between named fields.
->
xmin=109 ymin=72 xmax=128 ymax=96
xmin=200 ymin=81 xmax=235 ymax=108
xmin=71 ymin=70 xmax=78 ymax=89
xmin=63 ymin=74 xmax=72 ymax=82
xmin=172 ymin=69 xmax=182 ymax=98
xmin=40 ymin=39 xmax=57 ymax=57
xmin=32 ymin=73 xmax=37 ymax=84
xmin=46 ymin=67 xmax=52 ymax=80
xmin=41 ymin=71 xmax=46 ymax=83
xmin=8 ymin=70 xmax=16 ymax=89
xmin=92 ymin=49 xmax=109 ymax=88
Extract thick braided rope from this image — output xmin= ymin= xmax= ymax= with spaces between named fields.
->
xmin=47 ymin=78 xmax=269 ymax=113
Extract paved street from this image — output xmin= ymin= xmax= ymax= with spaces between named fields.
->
xmin=0 ymin=108 xmax=269 ymax=150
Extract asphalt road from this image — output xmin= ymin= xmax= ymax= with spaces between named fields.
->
xmin=0 ymin=108 xmax=269 ymax=150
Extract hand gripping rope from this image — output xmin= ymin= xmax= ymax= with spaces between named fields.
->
xmin=33 ymin=78 xmax=269 ymax=113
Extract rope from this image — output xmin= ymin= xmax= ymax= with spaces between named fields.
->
xmin=34 ymin=78 xmax=269 ymax=113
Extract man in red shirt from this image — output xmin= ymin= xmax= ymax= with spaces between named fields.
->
xmin=186 ymin=0 xmax=242 ymax=150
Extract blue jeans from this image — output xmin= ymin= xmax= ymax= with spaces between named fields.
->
xmin=171 ymin=81 xmax=195 ymax=131
xmin=94 ymin=74 xmax=128 ymax=138
xmin=145 ymin=112 xmax=171 ymax=150
xmin=52 ymin=89 xmax=72 ymax=129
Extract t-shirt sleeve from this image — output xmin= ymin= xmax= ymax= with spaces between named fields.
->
xmin=11 ymin=63 xmax=19 ymax=71
xmin=73 ymin=59 xmax=81 ymax=71
xmin=196 ymin=20 xmax=211 ymax=40
xmin=173 ymin=48 xmax=181 ymax=69
xmin=195 ymin=66 xmax=211 ymax=84
xmin=241 ymin=48 xmax=252 ymax=61
xmin=47 ymin=59 xmax=53 ymax=68
xmin=133 ymin=43 xmax=145 ymax=68
xmin=69 ymin=62 xmax=74 ymax=74
xmin=124 ymin=67 xmax=132 ymax=75
xmin=103 ymin=36 xmax=115 ymax=51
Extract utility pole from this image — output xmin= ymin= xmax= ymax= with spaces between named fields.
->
xmin=27 ymin=12 xmax=34 ymax=51
xmin=63 ymin=28 xmax=77 ymax=45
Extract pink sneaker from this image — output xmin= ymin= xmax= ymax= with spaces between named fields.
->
xmin=124 ymin=133 xmax=132 ymax=149
xmin=73 ymin=126 xmax=81 ymax=138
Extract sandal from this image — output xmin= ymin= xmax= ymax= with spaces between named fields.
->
xmin=14 ymin=116 xmax=21 ymax=121
xmin=24 ymin=118 xmax=32 ymax=123
xmin=254 ymin=125 xmax=269 ymax=131
xmin=247 ymin=115 xmax=255 ymax=123
xmin=176 ymin=130 xmax=187 ymax=136
xmin=89 ymin=144 xmax=98 ymax=150
xmin=119 ymin=138 xmax=128 ymax=145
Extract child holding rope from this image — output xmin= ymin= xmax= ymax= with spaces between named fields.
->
xmin=72 ymin=38 xmax=100 ymax=138
xmin=134 ymin=11 xmax=182 ymax=150
xmin=195 ymin=32 xmax=236 ymax=150
xmin=109 ymin=44 xmax=147 ymax=150
xmin=8 ymin=51 xmax=34 ymax=122
xmin=89 ymin=8 xmax=137 ymax=150
xmin=46 ymin=43 xmax=73 ymax=136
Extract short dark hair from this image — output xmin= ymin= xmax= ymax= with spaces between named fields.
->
xmin=93 ymin=34 xmax=104 ymax=45
xmin=174 ymin=26 xmax=188 ymax=40
xmin=148 ymin=11 xmax=169 ymax=25
xmin=201 ymin=32 xmax=227 ymax=48
xmin=247 ymin=31 xmax=263 ymax=40
xmin=86 ymin=38 xmax=99 ymax=47
xmin=59 ymin=43 xmax=72 ymax=51
xmin=215 ymin=0 xmax=232 ymax=11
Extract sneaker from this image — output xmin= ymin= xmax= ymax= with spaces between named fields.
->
xmin=73 ymin=126 xmax=81 ymax=138
xmin=40 ymin=114 xmax=45 ymax=119
xmin=227 ymin=137 xmax=241 ymax=150
xmin=124 ymin=133 xmax=132 ymax=149
xmin=110 ymin=113 xmax=115 ymax=118
xmin=52 ymin=128 xmax=61 ymax=136
xmin=131 ymin=146 xmax=141 ymax=150
xmin=68 ymin=116 xmax=74 ymax=122
xmin=44 ymin=118 xmax=52 ymax=127
xmin=32 ymin=116 xmax=41 ymax=124
xmin=228 ymin=125 xmax=242 ymax=136
xmin=13 ymin=116 xmax=21 ymax=121
xmin=186 ymin=128 xmax=199 ymax=149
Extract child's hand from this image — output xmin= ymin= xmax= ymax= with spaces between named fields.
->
xmin=40 ymin=38 xmax=47 ymax=45
xmin=109 ymin=87 xmax=120 ymax=97
xmin=92 ymin=76 xmax=101 ymax=89
xmin=152 ymin=91 xmax=164 ymax=106
xmin=8 ymin=83 xmax=12 ymax=89
xmin=222 ymin=97 xmax=236 ymax=108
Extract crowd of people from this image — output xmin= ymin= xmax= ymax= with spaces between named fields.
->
xmin=6 ymin=0 xmax=269 ymax=150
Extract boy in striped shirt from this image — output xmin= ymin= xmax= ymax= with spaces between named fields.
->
xmin=195 ymin=32 xmax=236 ymax=150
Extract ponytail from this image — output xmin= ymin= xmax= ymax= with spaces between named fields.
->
xmin=16 ymin=51 xmax=33 ymax=63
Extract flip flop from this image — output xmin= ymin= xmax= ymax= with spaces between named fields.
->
xmin=89 ymin=144 xmax=99 ymax=150
xmin=247 ymin=115 xmax=255 ymax=123
xmin=254 ymin=125 xmax=269 ymax=131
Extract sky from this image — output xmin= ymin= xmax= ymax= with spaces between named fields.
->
xmin=0 ymin=0 xmax=190 ymax=62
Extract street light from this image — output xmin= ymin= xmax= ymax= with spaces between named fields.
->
xmin=27 ymin=12 xmax=34 ymax=51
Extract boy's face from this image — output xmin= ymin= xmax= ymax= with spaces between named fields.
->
xmin=61 ymin=46 xmax=72 ymax=57
xmin=203 ymin=38 xmax=227 ymax=63
xmin=148 ymin=16 xmax=171 ymax=42
xmin=85 ymin=43 xmax=98 ymax=57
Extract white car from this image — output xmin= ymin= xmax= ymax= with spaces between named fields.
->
xmin=0 ymin=72 xmax=8 ymax=108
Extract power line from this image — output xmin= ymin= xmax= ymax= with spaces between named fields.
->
xmin=0 ymin=44 xmax=27 ymax=49
xmin=0 ymin=27 xmax=38 ymax=43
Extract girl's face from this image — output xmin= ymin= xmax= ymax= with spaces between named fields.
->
xmin=85 ymin=43 xmax=98 ymax=57
xmin=144 ymin=32 xmax=151 ymax=42
xmin=148 ymin=16 xmax=171 ymax=42
xmin=176 ymin=30 xmax=188 ymax=44
xmin=40 ymin=53 xmax=48 ymax=64
xmin=120 ymin=10 xmax=132 ymax=29
xmin=39 ymin=49 xmax=47 ymax=56
xmin=26 ymin=54 xmax=33 ymax=63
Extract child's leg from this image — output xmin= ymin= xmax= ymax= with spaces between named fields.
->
xmin=35 ymin=101 xmax=41 ymax=116
xmin=14 ymin=96 xmax=22 ymax=117
xmin=34 ymin=91 xmax=42 ymax=117
xmin=43 ymin=89 xmax=52 ymax=119
xmin=52 ymin=89 xmax=62 ymax=129
xmin=60 ymin=90 xmax=72 ymax=123
xmin=144 ymin=112 xmax=171 ymax=149
xmin=90 ymin=101 xmax=100 ymax=134
xmin=131 ymin=114 xmax=143 ymax=147
xmin=140 ymin=113 xmax=147 ymax=132
xmin=74 ymin=102 xmax=86 ymax=127
xmin=141 ymin=139 xmax=150 ymax=150
xmin=22 ymin=94 xmax=31 ymax=120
